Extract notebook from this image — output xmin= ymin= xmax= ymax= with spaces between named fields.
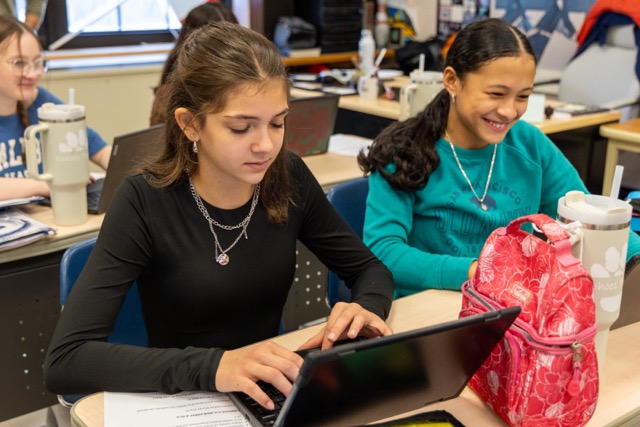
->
xmin=285 ymin=94 xmax=339 ymax=157
xmin=43 ymin=125 xmax=165 ymax=215
xmin=229 ymin=306 xmax=521 ymax=427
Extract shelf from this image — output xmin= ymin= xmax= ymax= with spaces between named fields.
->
xmin=283 ymin=49 xmax=394 ymax=67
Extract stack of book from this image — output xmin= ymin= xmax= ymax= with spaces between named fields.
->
xmin=0 ymin=207 xmax=55 ymax=251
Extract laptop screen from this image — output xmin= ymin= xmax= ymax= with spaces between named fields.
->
xmin=285 ymin=94 xmax=339 ymax=157
xmin=230 ymin=307 xmax=519 ymax=427
xmin=95 ymin=124 xmax=165 ymax=214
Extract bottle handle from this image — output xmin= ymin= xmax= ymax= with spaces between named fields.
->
xmin=24 ymin=123 xmax=54 ymax=182
xmin=399 ymin=83 xmax=417 ymax=120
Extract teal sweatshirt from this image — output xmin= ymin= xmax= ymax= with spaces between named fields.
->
xmin=364 ymin=120 xmax=640 ymax=297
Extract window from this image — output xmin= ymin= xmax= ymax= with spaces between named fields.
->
xmin=39 ymin=0 xmax=184 ymax=50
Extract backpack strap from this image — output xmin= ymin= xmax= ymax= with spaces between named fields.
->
xmin=499 ymin=214 xmax=581 ymax=267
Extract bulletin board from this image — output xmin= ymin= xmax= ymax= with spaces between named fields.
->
xmin=438 ymin=0 xmax=491 ymax=37
xmin=490 ymin=0 xmax=596 ymax=69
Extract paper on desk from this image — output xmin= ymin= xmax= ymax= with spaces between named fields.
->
xmin=0 ymin=196 xmax=45 ymax=209
xmin=329 ymin=133 xmax=373 ymax=156
xmin=104 ymin=391 xmax=251 ymax=427
xmin=0 ymin=207 xmax=55 ymax=251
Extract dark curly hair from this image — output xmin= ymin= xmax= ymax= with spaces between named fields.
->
xmin=358 ymin=18 xmax=537 ymax=190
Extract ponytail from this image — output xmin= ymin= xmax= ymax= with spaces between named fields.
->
xmin=358 ymin=18 xmax=536 ymax=191
xmin=358 ymin=89 xmax=450 ymax=190
xmin=17 ymin=101 xmax=30 ymax=128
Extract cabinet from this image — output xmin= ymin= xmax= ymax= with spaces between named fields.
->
xmin=295 ymin=0 xmax=363 ymax=53
xmin=0 ymin=252 xmax=63 ymax=421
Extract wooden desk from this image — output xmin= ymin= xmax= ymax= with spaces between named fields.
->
xmin=283 ymin=49 xmax=394 ymax=68
xmin=336 ymin=90 xmax=621 ymax=193
xmin=337 ymin=91 xmax=622 ymax=135
xmin=302 ymin=151 xmax=363 ymax=191
xmin=600 ymin=119 xmax=640 ymax=195
xmin=46 ymin=45 xmax=393 ymax=70
xmin=0 ymin=150 xmax=357 ymax=266
xmin=71 ymin=290 xmax=640 ymax=427
xmin=0 ymin=205 xmax=104 ymax=264
xmin=0 ymin=207 xmax=103 ymax=421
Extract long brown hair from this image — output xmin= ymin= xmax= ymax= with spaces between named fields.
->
xmin=0 ymin=14 xmax=40 ymax=128
xmin=143 ymin=21 xmax=292 ymax=224
xmin=358 ymin=18 xmax=537 ymax=190
xmin=158 ymin=3 xmax=237 ymax=87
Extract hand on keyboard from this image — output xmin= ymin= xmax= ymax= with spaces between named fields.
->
xmin=216 ymin=341 xmax=304 ymax=411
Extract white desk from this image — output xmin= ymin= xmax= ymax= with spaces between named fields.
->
xmin=599 ymin=119 xmax=640 ymax=195
xmin=70 ymin=290 xmax=640 ymax=426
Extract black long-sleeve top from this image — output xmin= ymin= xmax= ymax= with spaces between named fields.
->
xmin=44 ymin=154 xmax=393 ymax=396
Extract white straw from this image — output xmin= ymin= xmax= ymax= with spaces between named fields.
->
xmin=374 ymin=48 xmax=387 ymax=69
xmin=69 ymin=88 xmax=75 ymax=105
xmin=608 ymin=165 xmax=624 ymax=210
xmin=418 ymin=53 xmax=425 ymax=74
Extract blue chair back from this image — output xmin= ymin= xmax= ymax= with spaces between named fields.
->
xmin=628 ymin=191 xmax=640 ymax=233
xmin=326 ymin=177 xmax=369 ymax=307
xmin=58 ymin=237 xmax=147 ymax=405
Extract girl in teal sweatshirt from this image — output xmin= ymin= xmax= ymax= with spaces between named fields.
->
xmin=359 ymin=18 xmax=640 ymax=297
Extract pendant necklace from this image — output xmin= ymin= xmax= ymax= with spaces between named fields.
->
xmin=188 ymin=177 xmax=260 ymax=265
xmin=445 ymin=131 xmax=497 ymax=211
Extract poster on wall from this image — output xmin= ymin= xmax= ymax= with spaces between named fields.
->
xmin=491 ymin=0 xmax=596 ymax=69
xmin=438 ymin=0 xmax=491 ymax=37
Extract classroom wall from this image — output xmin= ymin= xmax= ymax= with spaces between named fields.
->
xmin=387 ymin=0 xmax=439 ymax=40
xmin=40 ymin=65 xmax=162 ymax=148
xmin=491 ymin=0 xmax=596 ymax=71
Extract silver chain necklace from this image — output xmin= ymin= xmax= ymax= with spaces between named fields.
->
xmin=188 ymin=177 xmax=260 ymax=265
xmin=445 ymin=131 xmax=497 ymax=211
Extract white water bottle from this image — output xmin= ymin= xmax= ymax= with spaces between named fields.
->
xmin=358 ymin=29 xmax=375 ymax=74
xmin=374 ymin=5 xmax=389 ymax=48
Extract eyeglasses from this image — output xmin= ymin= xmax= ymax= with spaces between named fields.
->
xmin=5 ymin=58 xmax=48 ymax=76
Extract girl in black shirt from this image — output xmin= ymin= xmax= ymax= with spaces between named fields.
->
xmin=44 ymin=21 xmax=394 ymax=411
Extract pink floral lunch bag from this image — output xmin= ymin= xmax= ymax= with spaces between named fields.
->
xmin=459 ymin=214 xmax=598 ymax=427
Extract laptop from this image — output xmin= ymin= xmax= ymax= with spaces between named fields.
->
xmin=612 ymin=253 xmax=640 ymax=329
xmin=229 ymin=306 xmax=521 ymax=427
xmin=285 ymin=94 xmax=339 ymax=157
xmin=44 ymin=125 xmax=165 ymax=215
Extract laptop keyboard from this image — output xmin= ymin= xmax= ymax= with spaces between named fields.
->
xmin=235 ymin=381 xmax=286 ymax=426
xmin=86 ymin=178 xmax=104 ymax=213
xmin=234 ymin=338 xmax=369 ymax=425
xmin=38 ymin=178 xmax=104 ymax=214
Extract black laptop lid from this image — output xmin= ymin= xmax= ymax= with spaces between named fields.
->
xmin=277 ymin=307 xmax=520 ymax=427
xmin=96 ymin=124 xmax=165 ymax=214
xmin=285 ymin=94 xmax=339 ymax=157
xmin=612 ymin=254 xmax=640 ymax=329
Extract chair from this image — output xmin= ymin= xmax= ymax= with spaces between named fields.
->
xmin=325 ymin=177 xmax=369 ymax=307
xmin=58 ymin=237 xmax=147 ymax=406
xmin=558 ymin=21 xmax=640 ymax=190
xmin=628 ymin=190 xmax=640 ymax=233
xmin=558 ymin=23 xmax=640 ymax=120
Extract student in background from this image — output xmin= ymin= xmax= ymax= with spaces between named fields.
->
xmin=0 ymin=14 xmax=110 ymax=201
xmin=358 ymin=18 xmax=640 ymax=298
xmin=0 ymin=1 xmax=47 ymax=30
xmin=45 ymin=22 xmax=393 ymax=411
xmin=149 ymin=1 xmax=237 ymax=125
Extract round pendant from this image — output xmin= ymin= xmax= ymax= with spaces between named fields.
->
xmin=216 ymin=253 xmax=230 ymax=265
xmin=481 ymin=203 xmax=488 ymax=211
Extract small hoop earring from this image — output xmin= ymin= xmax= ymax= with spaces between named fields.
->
xmin=192 ymin=140 xmax=198 ymax=154
xmin=451 ymin=94 xmax=456 ymax=104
